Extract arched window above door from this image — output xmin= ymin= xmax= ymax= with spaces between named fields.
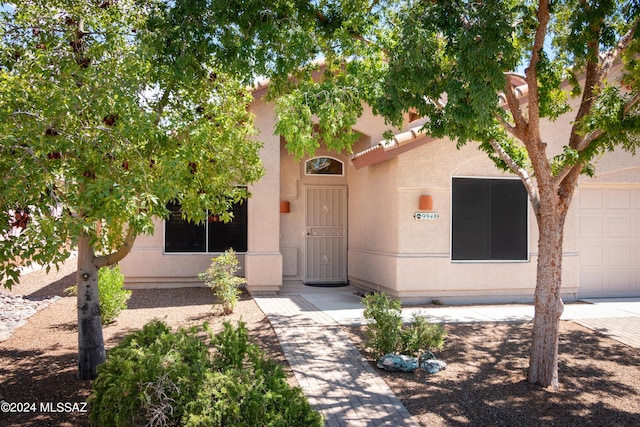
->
xmin=305 ymin=157 xmax=344 ymax=175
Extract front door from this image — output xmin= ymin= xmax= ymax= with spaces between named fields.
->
xmin=304 ymin=186 xmax=347 ymax=284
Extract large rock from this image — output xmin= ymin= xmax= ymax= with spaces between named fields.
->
xmin=420 ymin=351 xmax=447 ymax=374
xmin=376 ymin=351 xmax=447 ymax=374
xmin=377 ymin=353 xmax=418 ymax=372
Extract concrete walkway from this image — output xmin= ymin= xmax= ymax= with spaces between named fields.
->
xmin=256 ymin=294 xmax=420 ymax=427
xmin=255 ymin=286 xmax=640 ymax=426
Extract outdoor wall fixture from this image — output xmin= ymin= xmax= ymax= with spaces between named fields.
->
xmin=280 ymin=201 xmax=291 ymax=213
xmin=419 ymin=195 xmax=433 ymax=211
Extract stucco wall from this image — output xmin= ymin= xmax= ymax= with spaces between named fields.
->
xmin=345 ymin=74 xmax=640 ymax=303
xmin=346 ymin=111 xmax=588 ymax=303
xmin=122 ymin=64 xmax=639 ymax=301
xmin=120 ymin=217 xmax=241 ymax=287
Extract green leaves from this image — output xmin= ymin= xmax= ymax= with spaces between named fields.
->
xmin=89 ymin=320 xmax=323 ymax=427
xmin=199 ymin=249 xmax=246 ymax=315
xmin=0 ymin=0 xmax=265 ymax=286
xmin=362 ymin=292 xmax=446 ymax=358
xmin=275 ymin=74 xmax=364 ymax=159
xmin=265 ymin=0 xmax=639 ymax=191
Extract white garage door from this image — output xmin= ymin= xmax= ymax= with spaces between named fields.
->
xmin=578 ymin=186 xmax=640 ymax=298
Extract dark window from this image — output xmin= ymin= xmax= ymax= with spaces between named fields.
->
xmin=165 ymin=201 xmax=247 ymax=253
xmin=452 ymin=178 xmax=528 ymax=261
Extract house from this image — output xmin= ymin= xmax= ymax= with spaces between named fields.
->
xmin=120 ymin=68 xmax=640 ymax=303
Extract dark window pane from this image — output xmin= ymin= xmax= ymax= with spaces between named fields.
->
xmin=452 ymin=179 xmax=491 ymax=260
xmin=452 ymin=178 xmax=528 ymax=261
xmin=165 ymin=201 xmax=206 ymax=253
xmin=207 ymin=201 xmax=248 ymax=252
xmin=490 ymin=180 xmax=528 ymax=260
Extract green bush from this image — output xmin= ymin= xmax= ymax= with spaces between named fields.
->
xmin=89 ymin=320 xmax=323 ymax=427
xmin=198 ymin=249 xmax=246 ymax=315
xmin=362 ymin=292 xmax=446 ymax=358
xmin=362 ymin=292 xmax=403 ymax=357
xmin=399 ymin=312 xmax=446 ymax=357
xmin=65 ymin=265 xmax=131 ymax=325
xmin=98 ymin=265 xmax=131 ymax=324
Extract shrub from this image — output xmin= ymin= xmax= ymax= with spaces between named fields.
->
xmin=183 ymin=323 xmax=322 ymax=427
xmin=399 ymin=312 xmax=446 ymax=357
xmin=362 ymin=292 xmax=403 ymax=357
xmin=65 ymin=265 xmax=131 ymax=325
xmin=98 ymin=265 xmax=131 ymax=324
xmin=89 ymin=320 xmax=323 ymax=427
xmin=362 ymin=292 xmax=446 ymax=358
xmin=198 ymin=249 xmax=246 ymax=314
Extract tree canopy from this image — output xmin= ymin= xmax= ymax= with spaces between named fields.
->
xmin=275 ymin=0 xmax=640 ymax=177
xmin=0 ymin=0 xmax=268 ymax=287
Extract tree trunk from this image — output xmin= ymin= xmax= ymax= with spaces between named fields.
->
xmin=528 ymin=200 xmax=566 ymax=388
xmin=77 ymin=234 xmax=106 ymax=380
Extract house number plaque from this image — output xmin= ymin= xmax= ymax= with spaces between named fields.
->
xmin=414 ymin=212 xmax=439 ymax=220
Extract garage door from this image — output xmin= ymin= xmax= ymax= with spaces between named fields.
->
xmin=578 ymin=186 xmax=640 ymax=298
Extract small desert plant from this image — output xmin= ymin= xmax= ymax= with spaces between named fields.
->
xmin=363 ymin=292 xmax=446 ymax=358
xmin=363 ymin=292 xmax=403 ymax=357
xmin=97 ymin=265 xmax=131 ymax=324
xmin=89 ymin=320 xmax=323 ymax=427
xmin=65 ymin=265 xmax=131 ymax=325
xmin=199 ymin=249 xmax=246 ymax=314
xmin=399 ymin=312 xmax=446 ymax=357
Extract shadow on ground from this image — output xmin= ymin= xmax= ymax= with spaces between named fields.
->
xmin=25 ymin=273 xmax=76 ymax=300
xmin=347 ymin=322 xmax=640 ymax=427
xmin=0 ymin=346 xmax=91 ymax=427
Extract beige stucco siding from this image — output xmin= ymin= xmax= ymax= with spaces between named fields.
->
xmin=345 ymin=110 xmax=586 ymax=302
xmin=122 ymin=64 xmax=639 ymax=301
xmin=120 ymin=218 xmax=235 ymax=287
xmin=122 ymin=89 xmax=283 ymax=292
xmin=243 ymin=90 xmax=283 ymax=293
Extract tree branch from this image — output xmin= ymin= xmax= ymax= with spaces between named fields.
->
xmin=488 ymin=139 xmax=540 ymax=216
xmin=502 ymin=80 xmax=527 ymax=140
xmin=524 ymin=0 xmax=550 ymax=143
xmin=552 ymin=89 xmax=640 ymax=189
xmin=600 ymin=18 xmax=639 ymax=79
xmin=554 ymin=20 xmax=640 ymax=188
xmin=153 ymin=82 xmax=174 ymax=126
xmin=94 ymin=226 xmax=137 ymax=268
xmin=495 ymin=112 xmax=518 ymax=138
xmin=569 ymin=43 xmax=602 ymax=149
xmin=584 ymin=90 xmax=640 ymax=149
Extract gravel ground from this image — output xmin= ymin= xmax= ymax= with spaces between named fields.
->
xmin=346 ymin=322 xmax=640 ymax=426
xmin=1 ymin=260 xmax=640 ymax=427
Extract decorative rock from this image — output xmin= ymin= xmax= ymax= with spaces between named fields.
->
xmin=377 ymin=353 xmax=419 ymax=372
xmin=420 ymin=351 xmax=447 ymax=374
xmin=0 ymin=292 xmax=61 ymax=342
xmin=377 ymin=351 xmax=447 ymax=374
xmin=421 ymin=359 xmax=447 ymax=373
